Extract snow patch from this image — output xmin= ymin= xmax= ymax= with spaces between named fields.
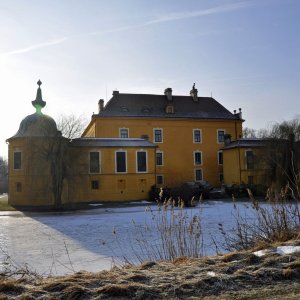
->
xmin=207 ymin=271 xmax=216 ymax=277
xmin=253 ymin=249 xmax=271 ymax=257
xmin=276 ymin=245 xmax=300 ymax=255
xmin=254 ymin=245 xmax=300 ymax=257
xmin=128 ymin=200 xmax=153 ymax=204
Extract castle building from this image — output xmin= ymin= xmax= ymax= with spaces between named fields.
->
xmin=7 ymin=81 xmax=244 ymax=209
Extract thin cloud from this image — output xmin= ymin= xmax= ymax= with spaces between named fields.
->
xmin=145 ymin=1 xmax=252 ymax=25
xmin=1 ymin=37 xmax=68 ymax=56
xmin=1 ymin=1 xmax=253 ymax=57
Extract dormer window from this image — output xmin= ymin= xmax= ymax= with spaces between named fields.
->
xmin=165 ymin=105 xmax=174 ymax=114
xmin=142 ymin=106 xmax=152 ymax=113
xmin=120 ymin=106 xmax=129 ymax=112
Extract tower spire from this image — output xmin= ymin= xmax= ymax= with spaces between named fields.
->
xmin=32 ymin=79 xmax=46 ymax=114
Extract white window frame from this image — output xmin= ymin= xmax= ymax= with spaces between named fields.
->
xmin=195 ymin=169 xmax=203 ymax=182
xmin=193 ymin=150 xmax=202 ymax=166
xmin=193 ymin=129 xmax=202 ymax=144
xmin=115 ymin=150 xmax=127 ymax=173
xmin=218 ymin=150 xmax=223 ymax=165
xmin=156 ymin=175 xmax=164 ymax=185
xmin=156 ymin=150 xmax=164 ymax=166
xmin=153 ymin=128 xmax=163 ymax=143
xmin=217 ymin=129 xmax=225 ymax=144
xmin=119 ymin=128 xmax=129 ymax=138
xmin=136 ymin=150 xmax=148 ymax=173
xmin=89 ymin=151 xmax=101 ymax=174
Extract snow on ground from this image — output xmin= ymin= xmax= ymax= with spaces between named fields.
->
xmin=254 ymin=245 xmax=300 ymax=257
xmin=0 ymin=200 xmax=259 ymax=276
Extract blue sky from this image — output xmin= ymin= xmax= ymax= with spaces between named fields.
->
xmin=0 ymin=0 xmax=299 ymax=157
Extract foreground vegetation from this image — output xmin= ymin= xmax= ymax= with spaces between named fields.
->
xmin=0 ymin=195 xmax=15 ymax=211
xmin=0 ymin=239 xmax=300 ymax=299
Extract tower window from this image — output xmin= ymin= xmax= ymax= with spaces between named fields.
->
xmin=14 ymin=151 xmax=22 ymax=170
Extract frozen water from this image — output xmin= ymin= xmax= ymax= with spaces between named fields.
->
xmin=0 ymin=200 xmax=259 ymax=276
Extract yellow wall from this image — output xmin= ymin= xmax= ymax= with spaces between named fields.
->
xmin=223 ymin=147 xmax=266 ymax=186
xmin=84 ymin=117 xmax=243 ymax=187
xmin=67 ymin=146 xmax=156 ymax=202
xmin=8 ymin=138 xmax=56 ymax=206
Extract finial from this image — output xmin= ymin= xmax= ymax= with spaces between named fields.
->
xmin=193 ymin=83 xmax=195 ymax=90
xmin=32 ymin=79 xmax=46 ymax=114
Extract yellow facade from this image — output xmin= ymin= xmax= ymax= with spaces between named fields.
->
xmin=68 ymin=145 xmax=156 ymax=202
xmin=8 ymin=138 xmax=60 ymax=207
xmin=7 ymin=82 xmax=246 ymax=209
xmin=223 ymin=145 xmax=266 ymax=186
xmin=83 ymin=117 xmax=243 ymax=187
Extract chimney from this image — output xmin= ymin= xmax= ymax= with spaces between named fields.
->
xmin=238 ymin=108 xmax=242 ymax=119
xmin=190 ymin=83 xmax=198 ymax=102
xmin=164 ymin=88 xmax=172 ymax=101
xmin=113 ymin=90 xmax=119 ymax=96
xmin=98 ymin=99 xmax=104 ymax=113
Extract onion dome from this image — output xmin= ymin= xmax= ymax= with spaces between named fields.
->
xmin=9 ymin=80 xmax=61 ymax=139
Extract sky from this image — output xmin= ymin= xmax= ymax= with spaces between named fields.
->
xmin=0 ymin=0 xmax=299 ymax=158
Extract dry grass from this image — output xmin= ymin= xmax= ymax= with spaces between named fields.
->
xmin=0 ymin=195 xmax=15 ymax=211
xmin=0 ymin=240 xmax=300 ymax=299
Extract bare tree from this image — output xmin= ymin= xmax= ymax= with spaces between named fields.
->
xmin=259 ymin=118 xmax=300 ymax=199
xmin=56 ymin=114 xmax=88 ymax=139
xmin=31 ymin=114 xmax=86 ymax=210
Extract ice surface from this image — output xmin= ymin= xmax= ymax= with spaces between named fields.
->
xmin=0 ymin=200 xmax=261 ymax=276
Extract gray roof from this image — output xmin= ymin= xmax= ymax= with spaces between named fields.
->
xmin=8 ymin=112 xmax=61 ymax=140
xmin=98 ymin=93 xmax=241 ymax=120
xmin=71 ymin=138 xmax=157 ymax=148
xmin=223 ymin=138 xmax=266 ymax=150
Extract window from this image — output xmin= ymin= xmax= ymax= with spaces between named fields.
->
xmin=137 ymin=151 xmax=147 ymax=173
xmin=154 ymin=128 xmax=163 ymax=143
xmin=217 ymin=129 xmax=225 ymax=143
xmin=194 ymin=151 xmax=202 ymax=165
xmin=219 ymin=173 xmax=224 ymax=183
xmin=116 ymin=151 xmax=127 ymax=173
xmin=166 ymin=105 xmax=174 ymax=114
xmin=218 ymin=151 xmax=223 ymax=165
xmin=119 ymin=128 xmax=129 ymax=138
xmin=14 ymin=151 xmax=22 ymax=170
xmin=193 ymin=129 xmax=202 ymax=143
xmin=156 ymin=152 xmax=163 ymax=166
xmin=91 ymin=180 xmax=99 ymax=190
xmin=89 ymin=152 xmax=100 ymax=173
xmin=195 ymin=169 xmax=203 ymax=181
xmin=246 ymin=150 xmax=254 ymax=169
xmin=156 ymin=175 xmax=164 ymax=185
xmin=16 ymin=182 xmax=22 ymax=192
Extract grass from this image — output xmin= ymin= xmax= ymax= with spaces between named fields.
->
xmin=0 ymin=242 xmax=299 ymax=299
xmin=0 ymin=195 xmax=15 ymax=211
